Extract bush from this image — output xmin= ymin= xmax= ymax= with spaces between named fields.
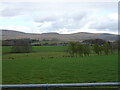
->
xmin=12 ymin=39 xmax=32 ymax=53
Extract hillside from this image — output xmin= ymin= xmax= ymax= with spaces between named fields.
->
xmin=1 ymin=30 xmax=118 ymax=41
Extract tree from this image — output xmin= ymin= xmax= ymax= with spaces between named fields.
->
xmin=93 ymin=44 xmax=101 ymax=55
xmin=82 ymin=39 xmax=106 ymax=45
xmin=83 ymin=44 xmax=90 ymax=56
xmin=76 ymin=43 xmax=84 ymax=57
xmin=102 ymin=42 xmax=111 ymax=55
xmin=67 ymin=42 xmax=77 ymax=57
xmin=68 ymin=42 xmax=91 ymax=57
xmin=12 ymin=39 xmax=32 ymax=53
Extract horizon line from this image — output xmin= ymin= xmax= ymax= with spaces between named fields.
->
xmin=0 ymin=29 xmax=118 ymax=35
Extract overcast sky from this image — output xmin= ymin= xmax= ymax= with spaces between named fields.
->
xmin=0 ymin=1 xmax=118 ymax=34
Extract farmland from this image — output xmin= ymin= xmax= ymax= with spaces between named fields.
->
xmin=2 ymin=46 xmax=118 ymax=84
xmin=2 ymin=46 xmax=68 ymax=54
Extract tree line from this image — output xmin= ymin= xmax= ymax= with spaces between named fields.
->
xmin=67 ymin=41 xmax=114 ymax=57
xmin=2 ymin=38 xmax=119 ymax=54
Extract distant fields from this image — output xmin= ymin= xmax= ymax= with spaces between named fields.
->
xmin=2 ymin=46 xmax=118 ymax=84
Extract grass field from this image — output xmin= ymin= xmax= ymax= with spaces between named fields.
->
xmin=32 ymin=46 xmax=68 ymax=52
xmin=2 ymin=46 xmax=68 ymax=54
xmin=2 ymin=46 xmax=12 ymax=54
xmin=2 ymin=46 xmax=118 ymax=84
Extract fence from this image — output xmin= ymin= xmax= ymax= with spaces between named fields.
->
xmin=1 ymin=82 xmax=120 ymax=90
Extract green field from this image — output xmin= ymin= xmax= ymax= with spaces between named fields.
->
xmin=2 ymin=46 xmax=12 ymax=54
xmin=2 ymin=46 xmax=68 ymax=54
xmin=2 ymin=46 xmax=118 ymax=84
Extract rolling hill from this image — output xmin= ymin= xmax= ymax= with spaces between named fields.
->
xmin=1 ymin=29 xmax=118 ymax=41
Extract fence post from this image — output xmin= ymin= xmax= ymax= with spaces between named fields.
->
xmin=118 ymin=86 xmax=120 ymax=90
xmin=45 ymin=87 xmax=48 ymax=90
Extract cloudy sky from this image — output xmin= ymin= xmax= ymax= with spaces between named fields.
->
xmin=0 ymin=0 xmax=118 ymax=34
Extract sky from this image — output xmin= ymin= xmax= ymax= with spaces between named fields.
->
xmin=0 ymin=0 xmax=118 ymax=34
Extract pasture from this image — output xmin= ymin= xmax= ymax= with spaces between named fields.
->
xmin=2 ymin=46 xmax=68 ymax=54
xmin=2 ymin=46 xmax=118 ymax=84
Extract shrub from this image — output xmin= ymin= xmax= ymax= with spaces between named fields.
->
xmin=12 ymin=39 xmax=32 ymax=53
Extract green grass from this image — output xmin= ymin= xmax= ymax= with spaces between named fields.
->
xmin=2 ymin=46 xmax=68 ymax=54
xmin=2 ymin=46 xmax=12 ymax=54
xmin=32 ymin=46 xmax=67 ymax=52
xmin=2 ymin=52 xmax=118 ymax=84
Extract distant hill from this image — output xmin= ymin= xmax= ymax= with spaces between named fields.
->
xmin=1 ymin=29 xmax=118 ymax=41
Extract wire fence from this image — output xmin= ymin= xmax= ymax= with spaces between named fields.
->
xmin=1 ymin=82 xmax=120 ymax=90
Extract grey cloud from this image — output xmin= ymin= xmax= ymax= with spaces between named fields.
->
xmin=89 ymin=19 xmax=118 ymax=31
xmin=0 ymin=2 xmax=26 ymax=17
xmin=34 ymin=12 xmax=88 ymax=31
xmin=35 ymin=16 xmax=57 ymax=23
xmin=0 ymin=2 xmax=117 ymax=34
xmin=0 ymin=8 xmax=22 ymax=17
xmin=0 ymin=2 xmax=43 ymax=17
xmin=35 ymin=12 xmax=118 ymax=34
xmin=0 ymin=2 xmax=70 ymax=17
xmin=0 ymin=2 xmax=117 ymax=19
xmin=0 ymin=2 xmax=117 ymax=18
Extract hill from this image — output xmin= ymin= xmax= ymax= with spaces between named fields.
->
xmin=1 ymin=29 xmax=118 ymax=41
